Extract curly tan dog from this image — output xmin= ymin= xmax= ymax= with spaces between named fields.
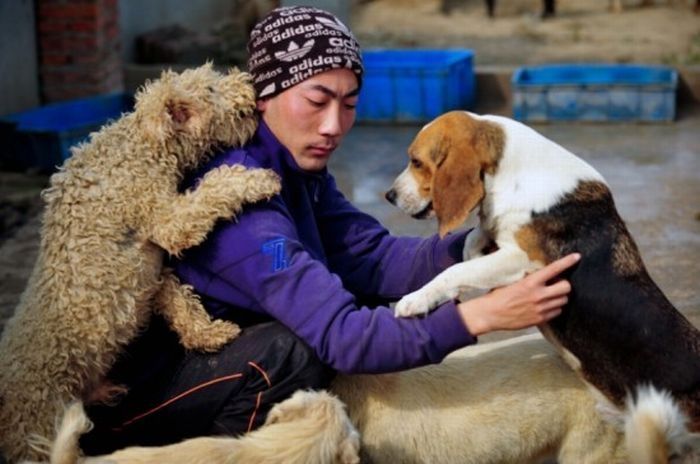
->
xmin=0 ymin=63 xmax=281 ymax=462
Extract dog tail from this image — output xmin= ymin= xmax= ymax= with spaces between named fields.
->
xmin=46 ymin=401 xmax=93 ymax=464
xmin=625 ymin=386 xmax=700 ymax=464
xmin=227 ymin=390 xmax=360 ymax=464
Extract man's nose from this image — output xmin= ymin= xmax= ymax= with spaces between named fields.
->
xmin=319 ymin=107 xmax=342 ymax=137
xmin=385 ymin=189 xmax=397 ymax=205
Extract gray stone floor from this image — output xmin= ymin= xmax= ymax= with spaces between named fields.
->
xmin=1 ymin=115 xmax=699 ymax=340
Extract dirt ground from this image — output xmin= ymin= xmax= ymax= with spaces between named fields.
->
xmin=352 ymin=0 xmax=700 ymax=65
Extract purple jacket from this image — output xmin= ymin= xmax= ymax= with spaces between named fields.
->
xmin=175 ymin=121 xmax=476 ymax=374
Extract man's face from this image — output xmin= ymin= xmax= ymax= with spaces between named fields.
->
xmin=257 ymin=68 xmax=359 ymax=172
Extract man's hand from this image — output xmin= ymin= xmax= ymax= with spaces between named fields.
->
xmin=457 ymin=253 xmax=581 ymax=336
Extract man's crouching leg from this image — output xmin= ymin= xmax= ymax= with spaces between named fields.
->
xmin=80 ymin=319 xmax=333 ymax=455
xmin=208 ymin=321 xmax=335 ymax=436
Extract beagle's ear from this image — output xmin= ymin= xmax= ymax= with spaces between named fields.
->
xmin=432 ymin=134 xmax=485 ymax=238
xmin=432 ymin=117 xmax=503 ymax=238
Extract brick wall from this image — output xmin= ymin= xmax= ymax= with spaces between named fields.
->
xmin=37 ymin=0 xmax=123 ymax=102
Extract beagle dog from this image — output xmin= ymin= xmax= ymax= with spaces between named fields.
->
xmin=386 ymin=111 xmax=700 ymax=444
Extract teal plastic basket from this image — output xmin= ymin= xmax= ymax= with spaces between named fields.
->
xmin=0 ymin=93 xmax=134 ymax=171
xmin=512 ymin=64 xmax=677 ymax=123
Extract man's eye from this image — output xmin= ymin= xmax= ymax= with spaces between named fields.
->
xmin=410 ymin=158 xmax=422 ymax=168
xmin=344 ymin=103 xmax=356 ymax=110
xmin=308 ymin=99 xmax=324 ymax=107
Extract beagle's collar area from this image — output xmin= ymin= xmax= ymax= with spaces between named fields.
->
xmin=412 ymin=201 xmax=433 ymax=219
xmin=389 ymin=111 xmax=700 ymax=441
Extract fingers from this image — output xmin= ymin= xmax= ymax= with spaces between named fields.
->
xmin=541 ymin=279 xmax=572 ymax=299
xmin=529 ymin=253 xmax=581 ymax=284
xmin=541 ymin=296 xmax=569 ymax=311
xmin=541 ymin=308 xmax=562 ymax=323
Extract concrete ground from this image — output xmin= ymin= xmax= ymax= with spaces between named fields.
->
xmin=0 ymin=114 xmax=699 ymax=340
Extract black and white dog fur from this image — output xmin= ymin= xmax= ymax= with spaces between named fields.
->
xmin=386 ymin=110 xmax=700 ymax=461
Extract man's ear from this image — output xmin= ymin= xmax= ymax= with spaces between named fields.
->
xmin=256 ymin=99 xmax=268 ymax=112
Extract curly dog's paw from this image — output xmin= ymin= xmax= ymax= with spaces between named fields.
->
xmin=240 ymin=166 xmax=282 ymax=201
xmin=178 ymin=319 xmax=241 ymax=352
xmin=200 ymin=164 xmax=281 ymax=213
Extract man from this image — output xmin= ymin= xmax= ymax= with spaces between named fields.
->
xmin=81 ymin=6 xmax=578 ymax=454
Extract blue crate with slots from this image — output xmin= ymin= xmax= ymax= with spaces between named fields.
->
xmin=0 ymin=93 xmax=134 ymax=172
xmin=512 ymin=64 xmax=677 ymax=123
xmin=357 ymin=49 xmax=475 ymax=123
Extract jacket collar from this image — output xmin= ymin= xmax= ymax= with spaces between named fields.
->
xmin=253 ymin=118 xmax=328 ymax=181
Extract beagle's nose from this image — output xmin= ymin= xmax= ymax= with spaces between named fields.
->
xmin=385 ymin=189 xmax=397 ymax=205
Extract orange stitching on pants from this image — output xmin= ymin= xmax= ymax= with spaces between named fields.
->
xmin=247 ymin=391 xmax=264 ymax=433
xmin=246 ymin=361 xmax=273 ymax=432
xmin=114 ymin=372 xmax=243 ymax=430
xmin=248 ymin=361 xmax=272 ymax=387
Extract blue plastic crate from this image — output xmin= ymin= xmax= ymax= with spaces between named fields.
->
xmin=357 ymin=49 xmax=475 ymax=123
xmin=512 ymin=64 xmax=677 ymax=123
xmin=0 ymin=93 xmax=134 ymax=172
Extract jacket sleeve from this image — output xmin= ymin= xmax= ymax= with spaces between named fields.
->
xmin=175 ymin=198 xmax=476 ymax=375
xmin=316 ymin=174 xmax=469 ymax=301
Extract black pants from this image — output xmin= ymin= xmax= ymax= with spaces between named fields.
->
xmin=80 ymin=318 xmax=334 ymax=455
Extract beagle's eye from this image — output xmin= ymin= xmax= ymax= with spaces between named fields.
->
xmin=410 ymin=158 xmax=423 ymax=169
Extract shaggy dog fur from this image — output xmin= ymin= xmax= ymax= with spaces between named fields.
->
xmin=34 ymin=390 xmax=360 ymax=464
xmin=40 ymin=334 xmax=632 ymax=464
xmin=334 ymin=333 xmax=629 ymax=464
xmin=0 ymin=63 xmax=281 ymax=462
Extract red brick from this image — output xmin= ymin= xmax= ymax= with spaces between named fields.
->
xmin=75 ymin=36 xmax=99 ymax=50
xmin=40 ymin=37 xmax=65 ymax=52
xmin=41 ymin=68 xmax=86 ymax=84
xmin=38 ymin=4 xmax=61 ymax=17
xmin=38 ymin=19 xmax=68 ymax=33
xmin=68 ymin=21 xmax=98 ymax=32
xmin=40 ymin=3 xmax=98 ymax=19
xmin=72 ymin=53 xmax=99 ymax=65
xmin=41 ymin=54 xmax=71 ymax=66
xmin=103 ymin=23 xmax=119 ymax=41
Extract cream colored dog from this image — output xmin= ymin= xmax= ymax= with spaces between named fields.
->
xmin=41 ymin=334 xmax=633 ymax=464
xmin=32 ymin=390 xmax=360 ymax=464
xmin=335 ymin=333 xmax=629 ymax=463
xmin=0 ymin=64 xmax=280 ymax=462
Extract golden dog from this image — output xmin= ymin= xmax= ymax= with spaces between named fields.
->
xmin=42 ymin=334 xmax=634 ymax=464
xmin=30 ymin=390 xmax=359 ymax=464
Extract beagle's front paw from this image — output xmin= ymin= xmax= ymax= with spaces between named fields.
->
xmin=395 ymin=289 xmax=442 ymax=318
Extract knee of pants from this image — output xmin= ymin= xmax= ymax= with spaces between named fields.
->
xmin=250 ymin=322 xmax=336 ymax=391
xmin=209 ymin=323 xmax=336 ymax=436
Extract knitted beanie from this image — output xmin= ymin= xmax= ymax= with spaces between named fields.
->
xmin=247 ymin=6 xmax=363 ymax=99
